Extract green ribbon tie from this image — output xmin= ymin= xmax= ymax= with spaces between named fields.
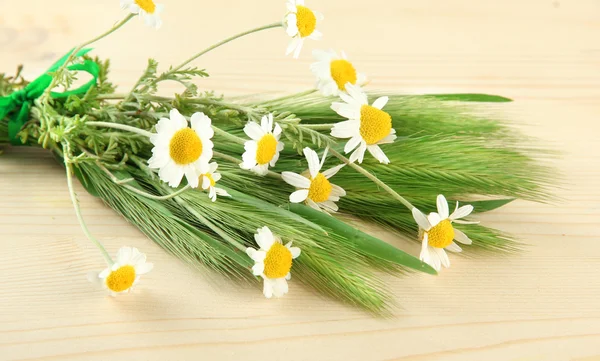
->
xmin=0 ymin=48 xmax=99 ymax=145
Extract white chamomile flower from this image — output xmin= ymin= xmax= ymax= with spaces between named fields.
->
xmin=246 ymin=226 xmax=301 ymax=298
xmin=311 ymin=49 xmax=367 ymax=96
xmin=198 ymin=162 xmax=230 ymax=202
xmin=282 ymin=147 xmax=346 ymax=212
xmin=284 ymin=0 xmax=324 ymax=58
xmin=121 ymin=0 xmax=164 ymax=29
xmin=88 ymin=246 xmax=154 ymax=296
xmin=241 ymin=114 xmax=285 ymax=176
xmin=411 ymin=194 xmax=478 ymax=271
xmin=331 ymin=83 xmax=396 ymax=164
xmin=148 ymin=109 xmax=214 ymax=188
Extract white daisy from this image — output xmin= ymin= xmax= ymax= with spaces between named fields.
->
xmin=240 ymin=114 xmax=285 ymax=176
xmin=121 ymin=0 xmax=164 ymax=29
xmin=282 ymin=147 xmax=346 ymax=212
xmin=330 ymin=83 xmax=396 ymax=164
xmin=284 ymin=0 xmax=324 ymax=58
xmin=246 ymin=226 xmax=301 ymax=298
xmin=311 ymin=49 xmax=367 ymax=96
xmin=148 ymin=109 xmax=214 ymax=188
xmin=411 ymin=194 xmax=478 ymax=271
xmin=88 ymin=246 xmax=154 ymax=296
xmin=198 ymin=162 xmax=230 ymax=202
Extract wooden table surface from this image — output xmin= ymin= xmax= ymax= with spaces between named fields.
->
xmin=1 ymin=1 xmax=599 ymax=360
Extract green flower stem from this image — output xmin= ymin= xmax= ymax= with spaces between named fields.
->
xmin=212 ymin=151 xmax=283 ymax=180
xmin=63 ymin=143 xmax=113 ymax=266
xmin=169 ymin=22 xmax=283 ymax=74
xmin=298 ymin=123 xmax=335 ymax=130
xmin=328 ymin=147 xmax=415 ymax=211
xmin=212 ymin=126 xmax=246 ymax=145
xmin=45 ymin=14 xmax=135 ymax=95
xmin=263 ymin=89 xmax=318 ymax=107
xmin=95 ymin=161 xmax=193 ymax=200
xmin=98 ymin=93 xmax=260 ymax=118
xmin=85 ymin=121 xmax=153 ymax=138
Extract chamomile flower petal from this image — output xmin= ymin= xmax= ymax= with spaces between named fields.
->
xmin=284 ymin=0 xmax=323 ymax=59
xmin=282 ymin=147 xmax=346 ymax=213
xmin=450 ymin=204 xmax=475 ymax=221
xmin=282 ymin=172 xmax=312 ymax=188
xmin=252 ymin=263 xmax=265 ymax=276
xmin=372 ymin=96 xmax=389 ymax=110
xmin=196 ymin=162 xmax=229 ymax=202
xmin=412 ymin=208 xmax=432 ymax=231
xmin=413 ymin=195 xmax=475 ymax=271
xmin=90 ymin=246 xmax=153 ymax=295
xmin=290 ymin=189 xmax=310 ymax=203
xmin=437 ymin=194 xmax=450 ymax=219
xmin=446 ymin=242 xmax=463 ymax=253
xmin=322 ymin=164 xmax=345 ymax=179
xmin=331 ymin=84 xmax=395 ymax=164
xmin=122 ymin=0 xmax=164 ymax=29
xmin=453 ymin=228 xmax=473 ymax=245
xmin=311 ymin=49 xmax=367 ymax=96
xmin=148 ymin=109 xmax=213 ymax=188
xmin=304 ymin=147 xmax=322 ymax=177
xmin=246 ymin=227 xmax=300 ymax=298
xmin=366 ymin=145 xmax=390 ymax=164
xmin=240 ymin=114 xmax=284 ymax=175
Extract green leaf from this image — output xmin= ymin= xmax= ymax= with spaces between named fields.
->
xmin=222 ymin=186 xmax=328 ymax=235
xmin=70 ymin=163 xmax=100 ymax=197
xmin=287 ymin=203 xmax=437 ymax=275
xmin=426 ymin=93 xmax=513 ymax=103
xmin=463 ymin=198 xmax=516 ymax=213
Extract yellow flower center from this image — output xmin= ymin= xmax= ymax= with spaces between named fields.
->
xmin=308 ymin=173 xmax=332 ymax=203
xmin=425 ymin=220 xmax=455 ymax=248
xmin=263 ymin=242 xmax=293 ymax=279
xmin=134 ymin=0 xmax=156 ymax=14
xmin=169 ymin=128 xmax=203 ymax=165
xmin=295 ymin=5 xmax=317 ymax=38
xmin=256 ymin=134 xmax=278 ymax=165
xmin=330 ymin=59 xmax=358 ymax=91
xmin=105 ymin=265 xmax=136 ymax=293
xmin=359 ymin=105 xmax=393 ymax=145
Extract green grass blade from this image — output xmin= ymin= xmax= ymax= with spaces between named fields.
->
xmin=467 ymin=198 xmax=516 ymax=213
xmin=426 ymin=93 xmax=513 ymax=102
xmin=287 ymin=203 xmax=437 ymax=275
xmin=221 ymin=186 xmax=327 ymax=235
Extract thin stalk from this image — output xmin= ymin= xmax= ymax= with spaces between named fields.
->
xmin=170 ymin=22 xmax=282 ymax=73
xmin=95 ymin=161 xmax=193 ymax=200
xmin=125 ymin=184 xmax=191 ymax=200
xmin=263 ymin=89 xmax=318 ymax=106
xmin=213 ymin=126 xmax=246 ymax=145
xmin=297 ymin=123 xmax=335 ymax=130
xmin=97 ymin=93 xmax=128 ymax=100
xmin=63 ymin=145 xmax=113 ymax=265
xmin=98 ymin=93 xmax=258 ymax=117
xmin=46 ymin=14 xmax=135 ymax=94
xmin=86 ymin=121 xmax=153 ymax=138
xmin=328 ymin=148 xmax=415 ymax=210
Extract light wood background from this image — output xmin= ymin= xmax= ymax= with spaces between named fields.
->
xmin=1 ymin=0 xmax=599 ymax=360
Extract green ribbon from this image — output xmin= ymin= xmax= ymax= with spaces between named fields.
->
xmin=0 ymin=48 xmax=99 ymax=145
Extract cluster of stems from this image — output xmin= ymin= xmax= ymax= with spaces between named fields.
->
xmin=54 ymin=13 xmax=415 ymax=265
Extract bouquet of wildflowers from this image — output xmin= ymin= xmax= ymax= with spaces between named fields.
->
xmin=0 ymin=0 xmax=553 ymax=313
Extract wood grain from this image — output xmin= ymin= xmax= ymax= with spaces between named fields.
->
xmin=1 ymin=0 xmax=599 ymax=360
